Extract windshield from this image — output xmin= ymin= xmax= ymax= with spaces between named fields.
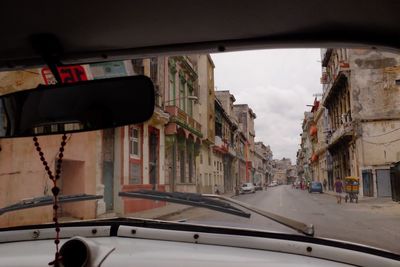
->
xmin=0 ymin=49 xmax=399 ymax=255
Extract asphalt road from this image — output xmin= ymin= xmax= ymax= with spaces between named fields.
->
xmin=165 ymin=185 xmax=400 ymax=254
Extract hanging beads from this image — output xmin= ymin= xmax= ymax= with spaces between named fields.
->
xmin=33 ymin=134 xmax=68 ymax=266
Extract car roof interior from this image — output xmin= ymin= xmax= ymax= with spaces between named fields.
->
xmin=1 ymin=0 xmax=399 ymax=70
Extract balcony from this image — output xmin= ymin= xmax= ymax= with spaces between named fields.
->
xmin=322 ymin=71 xmax=348 ymax=106
xmin=328 ymin=121 xmax=354 ymax=149
xmin=228 ymin=145 xmax=236 ymax=157
xmin=213 ymin=135 xmax=229 ymax=154
xmin=165 ymin=106 xmax=202 ymax=136
xmin=322 ymin=48 xmax=333 ymax=67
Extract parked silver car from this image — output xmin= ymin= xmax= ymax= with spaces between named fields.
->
xmin=241 ymin=183 xmax=256 ymax=194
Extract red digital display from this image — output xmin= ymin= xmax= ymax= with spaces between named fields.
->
xmin=41 ymin=65 xmax=88 ymax=85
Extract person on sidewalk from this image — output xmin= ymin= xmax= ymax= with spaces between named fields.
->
xmin=334 ymin=177 xmax=344 ymax=204
xmin=323 ymin=179 xmax=327 ymax=191
xmin=214 ymin=184 xmax=220 ymax=195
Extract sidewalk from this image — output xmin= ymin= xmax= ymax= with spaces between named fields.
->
xmin=322 ymin=189 xmax=399 ymax=214
xmin=125 ymin=192 xmax=236 ymax=220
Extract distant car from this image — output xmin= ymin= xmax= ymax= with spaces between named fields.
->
xmin=254 ymin=183 xmax=263 ymax=191
xmin=268 ymin=181 xmax=278 ymax=187
xmin=309 ymin=181 xmax=323 ymax=193
xmin=240 ymin=183 xmax=256 ymax=194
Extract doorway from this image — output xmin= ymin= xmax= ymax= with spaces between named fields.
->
xmin=362 ymin=169 xmax=374 ymax=197
xmin=376 ymin=169 xmax=391 ymax=197
xmin=102 ymin=129 xmax=114 ymax=211
xmin=59 ymin=160 xmax=86 ymax=218
xmin=149 ymin=127 xmax=159 ymax=190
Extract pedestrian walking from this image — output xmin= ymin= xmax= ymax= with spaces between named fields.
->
xmin=323 ymin=179 xmax=327 ymax=191
xmin=334 ymin=177 xmax=344 ymax=204
xmin=235 ymin=185 xmax=240 ymax=195
xmin=214 ymin=184 xmax=220 ymax=195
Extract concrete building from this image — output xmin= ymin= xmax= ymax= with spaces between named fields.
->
xmin=234 ymin=104 xmax=256 ymax=182
xmin=286 ymin=166 xmax=298 ymax=184
xmin=272 ymin=158 xmax=292 ymax=184
xmin=112 ymin=58 xmax=170 ymax=214
xmin=214 ymin=98 xmax=237 ymax=193
xmin=164 ymin=56 xmax=202 ymax=193
xmin=321 ymin=48 xmax=400 ymax=197
xmin=0 ymin=65 xmax=114 ymax=226
xmin=215 ymin=91 xmax=242 ymax=189
xmin=195 ymin=55 xmax=216 ymax=194
xmin=254 ymin=142 xmax=273 ymax=186
xmin=299 ymin=112 xmax=314 ymax=183
xmin=309 ymin=98 xmax=330 ymax=187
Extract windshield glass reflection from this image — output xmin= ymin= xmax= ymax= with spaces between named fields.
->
xmin=0 ymin=49 xmax=399 ymax=254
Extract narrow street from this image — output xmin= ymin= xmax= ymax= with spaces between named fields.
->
xmin=165 ymin=185 xmax=400 ymax=254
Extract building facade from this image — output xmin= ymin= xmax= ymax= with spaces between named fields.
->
xmin=254 ymin=142 xmax=273 ymax=186
xmin=321 ymin=48 xmax=400 ymax=197
xmin=234 ymin=104 xmax=256 ymax=182
xmin=214 ymin=98 xmax=239 ymax=192
xmin=164 ymin=56 xmax=202 ymax=193
xmin=0 ymin=64 xmax=115 ymax=226
xmin=196 ymin=55 xmax=216 ymax=193
xmin=272 ymin=158 xmax=292 ymax=184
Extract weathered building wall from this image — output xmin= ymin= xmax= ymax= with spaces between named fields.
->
xmin=349 ymin=49 xmax=400 ymax=197
xmin=0 ymin=69 xmax=102 ymax=227
xmin=350 ymin=49 xmax=400 ymax=120
xmin=0 ymin=131 xmax=101 ymax=227
xmin=350 ymin=49 xmax=400 ymax=168
xmin=359 ymin=121 xmax=400 ymax=166
xmin=197 ymin=145 xmax=215 ymax=193
xmin=273 ymin=170 xmax=287 ymax=184
xmin=196 ymin=55 xmax=216 ymax=193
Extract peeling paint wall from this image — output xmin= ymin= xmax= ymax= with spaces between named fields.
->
xmin=350 ymin=49 xmax=400 ymax=120
xmin=348 ymin=49 xmax=400 ymax=197
xmin=0 ymin=69 xmax=103 ymax=226
xmin=350 ymin=49 xmax=400 ymax=167
xmin=359 ymin=121 xmax=400 ymax=166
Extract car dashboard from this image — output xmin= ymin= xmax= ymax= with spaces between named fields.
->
xmin=0 ymin=220 xmax=398 ymax=267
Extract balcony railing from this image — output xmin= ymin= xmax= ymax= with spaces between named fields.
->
xmin=322 ymin=48 xmax=333 ymax=67
xmin=165 ymin=105 xmax=202 ymax=134
xmin=228 ymin=145 xmax=236 ymax=157
xmin=322 ymin=70 xmax=349 ymax=106
xmin=328 ymin=121 xmax=354 ymax=146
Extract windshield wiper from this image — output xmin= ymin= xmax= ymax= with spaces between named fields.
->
xmin=119 ymin=190 xmax=314 ymax=237
xmin=0 ymin=194 xmax=103 ymax=215
xmin=203 ymin=194 xmax=314 ymax=237
xmin=119 ymin=190 xmax=251 ymax=218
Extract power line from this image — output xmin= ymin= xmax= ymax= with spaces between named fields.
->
xmin=362 ymin=137 xmax=400 ymax=145
xmin=363 ymin=127 xmax=400 ymax=138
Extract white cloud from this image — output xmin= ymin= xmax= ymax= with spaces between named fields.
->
xmin=211 ymin=49 xmax=322 ymax=162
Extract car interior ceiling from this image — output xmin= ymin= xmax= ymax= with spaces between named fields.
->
xmin=0 ymin=0 xmax=400 ymax=70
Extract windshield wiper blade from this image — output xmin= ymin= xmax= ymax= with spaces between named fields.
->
xmin=119 ymin=190 xmax=251 ymax=218
xmin=119 ymin=190 xmax=314 ymax=237
xmin=203 ymin=194 xmax=315 ymax=237
xmin=0 ymin=194 xmax=103 ymax=215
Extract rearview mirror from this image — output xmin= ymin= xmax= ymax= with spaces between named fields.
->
xmin=0 ymin=75 xmax=155 ymax=138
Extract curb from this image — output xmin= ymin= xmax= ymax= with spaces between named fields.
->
xmin=153 ymin=192 xmax=237 ymax=220
xmin=155 ymin=206 xmax=195 ymax=220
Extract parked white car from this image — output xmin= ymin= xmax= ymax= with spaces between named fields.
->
xmin=268 ymin=181 xmax=278 ymax=187
xmin=240 ymin=183 xmax=256 ymax=194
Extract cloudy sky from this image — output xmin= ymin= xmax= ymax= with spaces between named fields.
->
xmin=211 ymin=49 xmax=322 ymax=163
